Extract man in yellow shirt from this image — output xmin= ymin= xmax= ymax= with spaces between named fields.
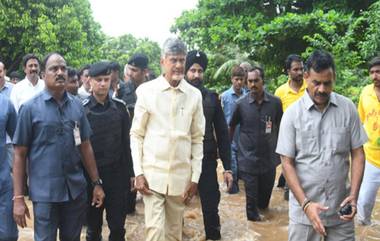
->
xmin=130 ymin=38 xmax=205 ymax=241
xmin=274 ymin=54 xmax=306 ymax=199
xmin=357 ymin=57 xmax=380 ymax=225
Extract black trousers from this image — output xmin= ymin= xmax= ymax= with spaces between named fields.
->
xmin=198 ymin=158 xmax=221 ymax=240
xmin=240 ymin=168 xmax=276 ymax=220
xmin=86 ymin=165 xmax=128 ymax=241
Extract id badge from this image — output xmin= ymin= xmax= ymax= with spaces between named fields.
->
xmin=73 ymin=121 xmax=81 ymax=146
xmin=265 ymin=116 xmax=272 ymax=134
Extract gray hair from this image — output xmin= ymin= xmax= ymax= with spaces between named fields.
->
xmin=161 ymin=37 xmax=187 ymax=57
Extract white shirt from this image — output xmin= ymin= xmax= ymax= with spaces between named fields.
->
xmin=78 ymin=85 xmax=91 ymax=100
xmin=10 ymin=77 xmax=45 ymax=112
xmin=130 ymin=76 xmax=205 ymax=196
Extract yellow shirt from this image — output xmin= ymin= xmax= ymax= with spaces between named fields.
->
xmin=358 ymin=84 xmax=380 ymax=168
xmin=274 ymin=80 xmax=307 ymax=111
xmin=130 ymin=76 xmax=205 ymax=196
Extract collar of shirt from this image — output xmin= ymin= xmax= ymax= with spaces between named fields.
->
xmin=303 ymin=90 xmax=339 ymax=111
xmin=368 ymin=84 xmax=379 ymax=100
xmin=157 ymin=75 xmax=186 ymax=93
xmin=286 ymin=79 xmax=307 ymax=94
xmin=42 ymin=89 xmax=71 ymax=105
xmin=228 ymin=86 xmax=244 ymax=97
xmin=0 ymin=81 xmax=13 ymax=92
xmin=88 ymin=94 xmax=116 ymax=109
xmin=24 ymin=78 xmax=43 ymax=88
xmin=248 ymin=90 xmax=270 ymax=104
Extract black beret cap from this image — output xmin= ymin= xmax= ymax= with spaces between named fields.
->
xmin=128 ymin=53 xmax=148 ymax=69
xmin=89 ymin=61 xmax=111 ymax=77
xmin=185 ymin=50 xmax=208 ymax=74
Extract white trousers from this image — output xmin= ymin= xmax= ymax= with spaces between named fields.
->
xmin=357 ymin=161 xmax=380 ymax=225
xmin=143 ymin=191 xmax=186 ymax=241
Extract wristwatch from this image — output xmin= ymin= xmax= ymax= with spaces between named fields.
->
xmin=91 ymin=178 xmax=103 ymax=187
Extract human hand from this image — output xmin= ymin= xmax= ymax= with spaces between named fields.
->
xmin=304 ymin=202 xmax=329 ymax=236
xmin=92 ymin=185 xmax=105 ymax=208
xmin=135 ymin=175 xmax=152 ymax=195
xmin=130 ymin=177 xmax=136 ymax=192
xmin=339 ymin=195 xmax=357 ymax=221
xmin=182 ymin=182 xmax=198 ymax=205
xmin=13 ymin=198 xmax=30 ymax=228
xmin=223 ymin=171 xmax=233 ymax=192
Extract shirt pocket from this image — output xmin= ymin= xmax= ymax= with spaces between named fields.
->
xmin=330 ymin=127 xmax=350 ymax=154
xmin=40 ymin=124 xmax=58 ymax=145
xmin=300 ymin=130 xmax=318 ymax=155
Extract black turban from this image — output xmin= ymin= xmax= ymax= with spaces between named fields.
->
xmin=185 ymin=50 xmax=208 ymax=74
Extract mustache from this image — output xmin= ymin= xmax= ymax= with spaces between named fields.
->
xmin=56 ymin=76 xmax=66 ymax=81
xmin=315 ymin=92 xmax=328 ymax=98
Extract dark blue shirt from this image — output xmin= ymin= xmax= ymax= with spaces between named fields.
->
xmin=230 ymin=91 xmax=283 ymax=174
xmin=0 ymin=94 xmax=17 ymax=190
xmin=13 ymin=89 xmax=92 ymax=202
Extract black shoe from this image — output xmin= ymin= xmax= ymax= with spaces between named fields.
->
xmin=248 ymin=214 xmax=262 ymax=222
xmin=247 ymin=210 xmax=262 ymax=222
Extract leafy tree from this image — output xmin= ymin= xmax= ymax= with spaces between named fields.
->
xmin=99 ymin=34 xmax=161 ymax=77
xmin=173 ymin=0 xmax=380 ymax=103
xmin=0 ymin=0 xmax=104 ymax=72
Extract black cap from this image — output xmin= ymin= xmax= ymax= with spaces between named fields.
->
xmin=128 ymin=54 xmax=148 ymax=69
xmin=89 ymin=62 xmax=111 ymax=77
xmin=185 ymin=50 xmax=208 ymax=74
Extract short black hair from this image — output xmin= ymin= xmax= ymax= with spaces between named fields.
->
xmin=109 ymin=61 xmax=120 ymax=72
xmin=285 ymin=54 xmax=302 ymax=71
xmin=231 ymin=66 xmax=246 ymax=78
xmin=250 ymin=65 xmax=265 ymax=80
xmin=79 ymin=64 xmax=91 ymax=76
xmin=305 ymin=50 xmax=335 ymax=73
xmin=22 ymin=53 xmax=40 ymax=67
xmin=9 ymin=71 xmax=21 ymax=79
xmin=368 ymin=56 xmax=380 ymax=71
xmin=41 ymin=52 xmax=61 ymax=71
xmin=67 ymin=67 xmax=78 ymax=78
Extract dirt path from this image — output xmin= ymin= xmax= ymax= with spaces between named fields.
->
xmin=18 ymin=165 xmax=380 ymax=240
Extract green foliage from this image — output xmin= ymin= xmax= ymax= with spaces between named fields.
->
xmin=173 ymin=0 xmax=380 ymax=103
xmin=99 ymin=34 xmax=161 ymax=77
xmin=0 ymin=0 xmax=104 ymax=72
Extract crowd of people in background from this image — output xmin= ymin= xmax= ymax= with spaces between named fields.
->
xmin=0 ymin=37 xmax=379 ymax=241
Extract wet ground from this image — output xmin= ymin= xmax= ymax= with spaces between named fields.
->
xmin=19 ymin=164 xmax=380 ymax=241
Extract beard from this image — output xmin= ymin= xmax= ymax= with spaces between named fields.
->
xmin=187 ymin=78 xmax=203 ymax=89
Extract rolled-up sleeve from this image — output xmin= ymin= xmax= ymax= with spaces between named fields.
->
xmin=190 ymin=92 xmax=205 ymax=183
xmin=130 ymin=87 xmax=150 ymax=177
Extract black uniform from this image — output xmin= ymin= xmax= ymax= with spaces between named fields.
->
xmin=230 ymin=91 xmax=282 ymax=221
xmin=198 ymin=86 xmax=231 ymax=240
xmin=83 ymin=95 xmax=134 ymax=241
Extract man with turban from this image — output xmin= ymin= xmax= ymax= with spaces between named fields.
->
xmin=185 ymin=50 xmax=233 ymax=240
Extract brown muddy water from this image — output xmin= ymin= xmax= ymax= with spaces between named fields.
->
xmin=19 ymin=164 xmax=380 ymax=241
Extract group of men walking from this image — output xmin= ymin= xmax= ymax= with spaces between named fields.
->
xmin=0 ymin=36 xmax=379 ymax=241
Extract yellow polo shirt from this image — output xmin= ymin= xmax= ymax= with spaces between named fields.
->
xmin=358 ymin=84 xmax=380 ymax=168
xmin=275 ymin=80 xmax=307 ymax=111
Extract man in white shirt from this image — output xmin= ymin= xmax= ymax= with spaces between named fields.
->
xmin=77 ymin=65 xmax=91 ymax=100
xmin=10 ymin=53 xmax=45 ymax=112
xmin=130 ymin=38 xmax=205 ymax=241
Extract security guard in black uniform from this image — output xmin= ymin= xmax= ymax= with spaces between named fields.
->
xmin=185 ymin=50 xmax=233 ymax=240
xmin=83 ymin=62 xmax=134 ymax=241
